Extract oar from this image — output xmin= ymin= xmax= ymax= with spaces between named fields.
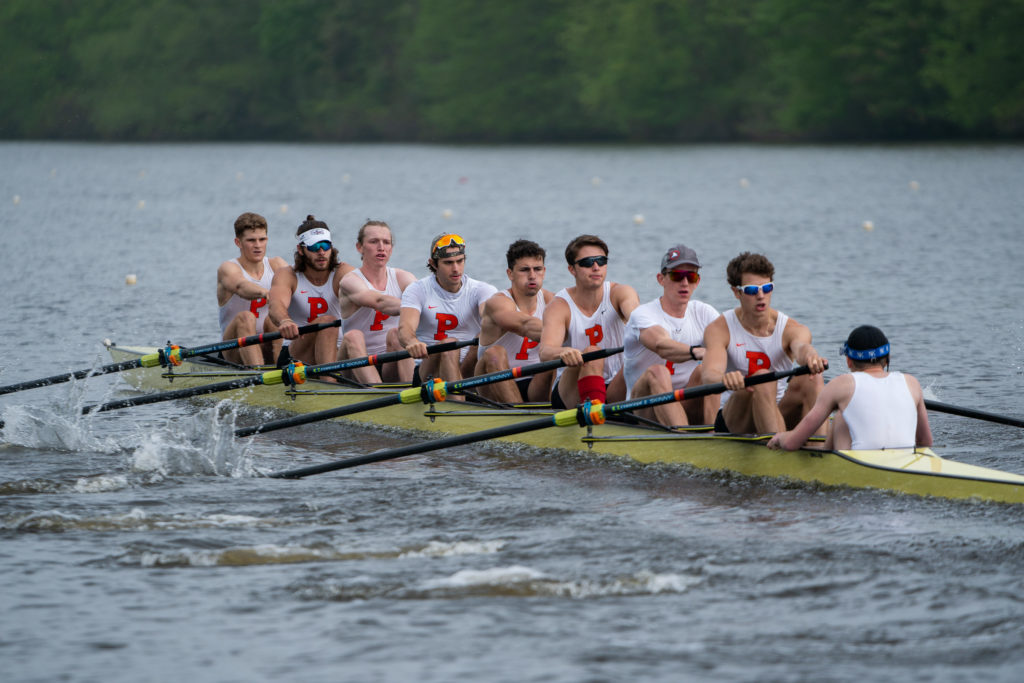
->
xmin=80 ymin=338 xmax=478 ymax=415
xmin=0 ymin=320 xmax=342 ymax=396
xmin=268 ymin=363 xmax=813 ymax=479
xmin=236 ymin=346 xmax=624 ymax=437
xmin=925 ymin=400 xmax=1024 ymax=429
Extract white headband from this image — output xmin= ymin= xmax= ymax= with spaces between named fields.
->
xmin=298 ymin=227 xmax=331 ymax=247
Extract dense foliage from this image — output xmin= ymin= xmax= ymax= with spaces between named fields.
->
xmin=2 ymin=0 xmax=1021 ymax=141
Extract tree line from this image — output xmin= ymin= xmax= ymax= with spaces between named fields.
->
xmin=2 ymin=0 xmax=1021 ymax=142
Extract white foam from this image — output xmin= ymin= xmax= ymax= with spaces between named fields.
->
xmin=400 ymin=539 xmax=506 ymax=558
xmin=429 ymin=565 xmax=546 ymax=588
xmin=73 ymin=474 xmax=129 ymax=493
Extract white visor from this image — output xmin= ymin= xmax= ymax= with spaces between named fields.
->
xmin=298 ymin=227 xmax=331 ymax=247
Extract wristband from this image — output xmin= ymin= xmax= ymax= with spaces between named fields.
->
xmin=690 ymin=344 xmax=703 ymax=361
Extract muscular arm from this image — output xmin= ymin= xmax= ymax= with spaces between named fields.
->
xmin=639 ymin=325 xmax=703 ymax=362
xmin=398 ymin=307 xmax=427 ymax=358
xmin=268 ymin=268 xmax=298 ymax=338
xmin=906 ymin=374 xmax=934 ymax=447
xmin=784 ymin=319 xmax=827 ymax=374
xmin=700 ymin=316 xmax=731 ymax=386
xmin=338 ymin=271 xmax=402 ymax=317
xmin=611 ymin=283 xmax=640 ymax=323
xmin=539 ymin=298 xmax=582 ymax=365
xmin=217 ymin=261 xmax=268 ymax=305
xmin=766 ymin=375 xmax=851 ymax=450
xmin=489 ymin=295 xmax=543 ymax=341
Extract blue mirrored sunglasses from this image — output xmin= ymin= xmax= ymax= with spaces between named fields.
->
xmin=736 ymin=282 xmax=774 ymax=295
xmin=304 ymin=241 xmax=332 ymax=252
xmin=575 ymin=255 xmax=608 ymax=268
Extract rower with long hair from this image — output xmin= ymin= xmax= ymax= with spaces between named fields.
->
xmin=268 ymin=215 xmax=354 ymax=366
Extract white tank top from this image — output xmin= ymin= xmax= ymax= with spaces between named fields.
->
xmin=401 ymin=275 xmax=498 ymax=343
xmin=287 ymin=269 xmax=343 ymax=345
xmin=623 ymin=298 xmax=719 ymax=398
xmin=843 ymin=371 xmax=918 ymax=449
xmin=555 ymin=282 xmax=625 ymax=383
xmin=478 ymin=290 xmax=547 ymax=369
xmin=341 ymin=267 xmax=402 ymax=355
xmin=723 ymin=309 xmax=793 ymax=402
xmin=218 ymin=258 xmax=273 ymax=335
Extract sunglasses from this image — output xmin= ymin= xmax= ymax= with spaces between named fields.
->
xmin=433 ymin=234 xmax=466 ymax=250
xmin=304 ymin=241 xmax=332 ymax=252
xmin=574 ymin=255 xmax=608 ymax=268
xmin=664 ymin=269 xmax=700 ymax=284
xmin=736 ymin=282 xmax=774 ymax=296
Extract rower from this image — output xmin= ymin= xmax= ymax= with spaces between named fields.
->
xmin=398 ymin=233 xmax=497 ymax=385
xmin=538 ymin=234 xmax=638 ymax=408
xmin=474 ymin=239 xmax=556 ymax=403
xmin=268 ymin=215 xmax=355 ymax=366
xmin=701 ymin=251 xmax=826 ymax=433
xmin=337 ymin=220 xmax=416 ymax=384
xmin=767 ymin=325 xmax=933 ymax=450
xmin=623 ymin=244 xmax=720 ymax=426
xmin=216 ymin=212 xmax=289 ymax=366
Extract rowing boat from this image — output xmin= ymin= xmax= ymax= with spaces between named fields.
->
xmin=105 ymin=342 xmax=1024 ymax=504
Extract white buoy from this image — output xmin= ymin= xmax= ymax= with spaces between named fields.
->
xmin=125 ymin=274 xmax=138 ymax=285
xmin=12 ymin=195 xmax=20 ymax=205
xmin=739 ymin=178 xmax=750 ymax=188
xmin=139 ymin=170 xmax=146 ymax=178
xmin=342 ymin=174 xmax=351 ymax=183
xmin=591 ymin=176 xmax=602 ymax=186
xmin=633 ymin=214 xmax=645 ymax=224
xmin=862 ymin=220 xmax=874 ymax=231
xmin=442 ymin=209 xmax=453 ymax=219
xmin=280 ymin=204 xmax=288 ymax=214
xmin=909 ymin=180 xmax=920 ymax=191
xmin=103 ymin=338 xmax=112 ymax=347
xmin=137 ymin=200 xmax=145 ymax=209
xmin=236 ymin=171 xmax=244 ymax=180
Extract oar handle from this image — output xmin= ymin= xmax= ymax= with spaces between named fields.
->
xmin=305 ymin=338 xmax=478 ymax=378
xmin=182 ymin=320 xmax=341 ymax=359
xmin=595 ymin=363 xmax=818 ymax=423
xmin=446 ymin=346 xmax=623 ymax=394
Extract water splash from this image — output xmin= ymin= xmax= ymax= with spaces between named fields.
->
xmin=0 ymin=376 xmax=123 ymax=453
xmin=128 ymin=400 xmax=256 ymax=478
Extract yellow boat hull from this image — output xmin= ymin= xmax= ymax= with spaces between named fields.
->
xmin=106 ymin=344 xmax=1024 ymax=504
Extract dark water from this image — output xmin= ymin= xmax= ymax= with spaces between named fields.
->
xmin=2 ymin=142 xmax=1024 ymax=682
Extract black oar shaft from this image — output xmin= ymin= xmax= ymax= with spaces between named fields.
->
xmin=236 ymin=392 xmax=411 ymax=437
xmin=925 ymin=400 xmax=1024 ymax=429
xmin=87 ymin=376 xmax=265 ymax=413
xmin=270 ymin=415 xmax=557 ymax=478
xmin=0 ymin=359 xmax=144 ymax=396
xmin=446 ymin=346 xmax=623 ymax=393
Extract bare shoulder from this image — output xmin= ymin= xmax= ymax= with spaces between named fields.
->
xmin=782 ymin=315 xmax=812 ymax=340
xmin=272 ymin=266 xmax=297 ymax=285
xmin=610 ymin=281 xmax=639 ymax=301
xmin=394 ymin=268 xmax=417 ymax=289
xmin=704 ymin=315 xmax=729 ymax=342
xmin=540 ymin=288 xmax=555 ymax=304
xmin=543 ymin=295 xmax=570 ymax=320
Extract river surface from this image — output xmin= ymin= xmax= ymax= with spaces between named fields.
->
xmin=1 ymin=142 xmax=1023 ymax=682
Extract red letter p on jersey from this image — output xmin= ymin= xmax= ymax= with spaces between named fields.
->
xmin=434 ymin=313 xmax=458 ymax=340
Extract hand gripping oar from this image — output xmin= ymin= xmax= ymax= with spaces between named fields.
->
xmin=80 ymin=338 xmax=478 ymax=415
xmin=267 ymin=363 xmax=813 ymax=479
xmin=925 ymin=400 xmax=1024 ymax=429
xmin=236 ymin=346 xmax=624 ymax=437
xmin=0 ymin=320 xmax=342 ymax=396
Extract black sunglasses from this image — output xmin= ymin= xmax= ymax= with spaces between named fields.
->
xmin=574 ymin=255 xmax=608 ymax=268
